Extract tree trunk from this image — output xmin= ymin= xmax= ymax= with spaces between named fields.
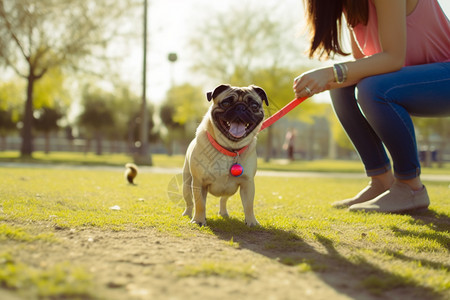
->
xmin=424 ymin=147 xmax=432 ymax=168
xmin=307 ymin=124 xmax=315 ymax=160
xmin=437 ymin=119 xmax=447 ymax=168
xmin=0 ymin=135 xmax=6 ymax=151
xmin=95 ymin=131 xmax=103 ymax=155
xmin=264 ymin=126 xmax=273 ymax=162
xmin=328 ymin=121 xmax=337 ymax=159
xmin=167 ymin=139 xmax=173 ymax=156
xmin=44 ymin=131 xmax=50 ymax=154
xmin=85 ymin=138 xmax=91 ymax=154
xmin=20 ymin=76 xmax=35 ymax=157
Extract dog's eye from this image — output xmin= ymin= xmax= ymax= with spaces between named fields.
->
xmin=250 ymin=101 xmax=260 ymax=111
xmin=220 ymin=98 xmax=233 ymax=108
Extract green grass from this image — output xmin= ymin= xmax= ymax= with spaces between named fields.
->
xmin=0 ymin=168 xmax=183 ymax=231
xmin=0 ymin=252 xmax=93 ymax=299
xmin=0 ymin=223 xmax=55 ymax=242
xmin=0 ymin=155 xmax=449 ymax=299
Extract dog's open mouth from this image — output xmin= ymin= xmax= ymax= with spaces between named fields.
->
xmin=219 ymin=119 xmax=256 ymax=140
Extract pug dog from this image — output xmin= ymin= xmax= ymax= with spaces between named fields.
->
xmin=182 ymin=84 xmax=268 ymax=227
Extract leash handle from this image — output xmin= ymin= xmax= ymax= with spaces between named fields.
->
xmin=260 ymin=97 xmax=308 ymax=131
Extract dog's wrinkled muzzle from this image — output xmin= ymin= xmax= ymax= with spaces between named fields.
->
xmin=214 ymin=104 xmax=263 ymax=141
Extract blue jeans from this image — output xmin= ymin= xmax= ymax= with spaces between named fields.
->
xmin=330 ymin=62 xmax=450 ymax=180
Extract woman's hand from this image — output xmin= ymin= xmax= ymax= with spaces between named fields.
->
xmin=293 ymin=67 xmax=334 ymax=99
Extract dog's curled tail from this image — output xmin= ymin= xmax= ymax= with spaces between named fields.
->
xmin=125 ymin=163 xmax=138 ymax=184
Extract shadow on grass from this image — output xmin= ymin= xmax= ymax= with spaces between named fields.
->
xmin=207 ymin=217 xmax=445 ymax=300
xmin=390 ymin=209 xmax=450 ymax=252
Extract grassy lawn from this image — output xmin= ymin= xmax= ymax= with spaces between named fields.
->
xmin=0 ymin=152 xmax=449 ymax=299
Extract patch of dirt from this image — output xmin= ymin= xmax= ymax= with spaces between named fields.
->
xmin=0 ymin=223 xmax=443 ymax=300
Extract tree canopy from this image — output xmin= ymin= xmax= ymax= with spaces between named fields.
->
xmin=0 ymin=0 xmax=134 ymax=156
xmin=189 ymin=3 xmax=308 ymax=85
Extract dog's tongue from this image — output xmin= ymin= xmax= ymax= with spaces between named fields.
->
xmin=229 ymin=122 xmax=246 ymax=138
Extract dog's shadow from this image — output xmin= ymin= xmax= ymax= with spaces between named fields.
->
xmin=207 ymin=214 xmax=446 ymax=300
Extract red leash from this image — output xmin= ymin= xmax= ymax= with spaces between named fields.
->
xmin=260 ymin=97 xmax=308 ymax=131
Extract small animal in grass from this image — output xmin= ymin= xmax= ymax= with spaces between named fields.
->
xmin=125 ymin=163 xmax=138 ymax=184
xmin=182 ymin=84 xmax=268 ymax=227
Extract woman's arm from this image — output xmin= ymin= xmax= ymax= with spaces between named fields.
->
xmin=322 ymin=31 xmax=366 ymax=90
xmin=294 ymin=0 xmax=407 ymax=98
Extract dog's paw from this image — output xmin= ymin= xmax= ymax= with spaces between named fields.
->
xmin=182 ymin=208 xmax=192 ymax=218
xmin=218 ymin=211 xmax=229 ymax=218
xmin=190 ymin=219 xmax=206 ymax=227
xmin=245 ymin=219 xmax=260 ymax=227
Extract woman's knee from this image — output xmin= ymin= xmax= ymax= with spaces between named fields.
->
xmin=330 ymin=85 xmax=357 ymax=115
xmin=330 ymin=85 xmax=356 ymax=103
xmin=356 ymin=76 xmax=387 ymax=108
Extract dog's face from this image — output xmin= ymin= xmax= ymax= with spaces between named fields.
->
xmin=207 ymin=84 xmax=268 ymax=142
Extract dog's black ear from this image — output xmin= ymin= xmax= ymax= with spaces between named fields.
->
xmin=251 ymin=85 xmax=268 ymax=106
xmin=207 ymin=84 xmax=231 ymax=102
xmin=206 ymin=91 xmax=213 ymax=101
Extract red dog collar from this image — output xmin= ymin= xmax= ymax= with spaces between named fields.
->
xmin=206 ymin=131 xmax=249 ymax=157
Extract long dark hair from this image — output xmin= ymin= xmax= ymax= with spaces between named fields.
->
xmin=303 ymin=0 xmax=369 ymax=59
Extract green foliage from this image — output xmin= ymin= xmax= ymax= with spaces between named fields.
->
xmin=79 ymin=87 xmax=115 ymax=131
xmin=33 ymin=68 xmax=70 ymax=111
xmin=164 ymin=83 xmax=207 ymax=125
xmin=160 ymin=83 xmax=206 ymax=153
xmin=0 ymin=109 xmax=17 ymax=136
xmin=0 ymin=80 xmax=23 ymax=134
xmin=159 ymin=104 xmax=181 ymax=129
xmin=109 ymin=85 xmax=157 ymax=143
xmin=33 ymin=107 xmax=63 ymax=133
xmin=413 ymin=117 xmax=450 ymax=140
xmin=250 ymin=67 xmax=302 ymax=117
xmin=0 ymin=80 xmax=23 ymax=113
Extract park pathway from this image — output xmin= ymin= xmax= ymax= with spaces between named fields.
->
xmin=1 ymin=162 xmax=450 ymax=182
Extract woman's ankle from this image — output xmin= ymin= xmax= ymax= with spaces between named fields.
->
xmin=397 ymin=177 xmax=424 ymax=191
xmin=371 ymin=172 xmax=394 ymax=189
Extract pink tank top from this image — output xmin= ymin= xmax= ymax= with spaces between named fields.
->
xmin=352 ymin=0 xmax=450 ymax=66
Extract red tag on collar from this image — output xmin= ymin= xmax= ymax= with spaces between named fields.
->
xmin=230 ymin=163 xmax=244 ymax=177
